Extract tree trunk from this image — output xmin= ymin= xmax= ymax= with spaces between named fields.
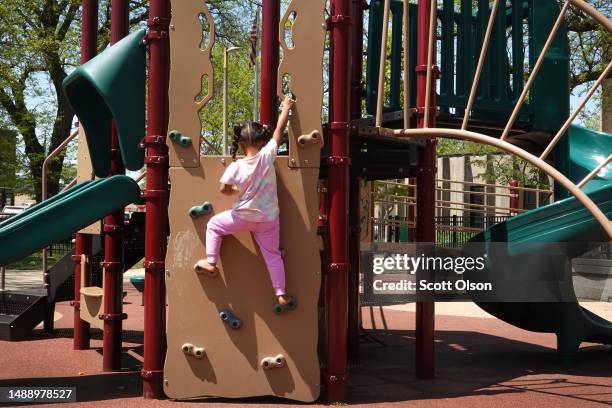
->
xmin=42 ymin=53 xmax=75 ymax=202
xmin=602 ymin=77 xmax=612 ymax=133
xmin=603 ymin=46 xmax=611 ymax=133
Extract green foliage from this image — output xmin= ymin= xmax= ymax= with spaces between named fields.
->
xmin=471 ymin=154 xmax=550 ymax=188
xmin=565 ymin=1 xmax=611 ymax=130
xmin=438 ymin=139 xmax=548 ymax=188
xmin=200 ymin=45 xmax=259 ymax=154
xmin=437 ymin=139 xmax=499 ymax=156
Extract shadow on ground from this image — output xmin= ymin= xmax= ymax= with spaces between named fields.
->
xmin=349 ymin=326 xmax=612 ymax=405
xmin=3 ymin=311 xmax=612 ymax=406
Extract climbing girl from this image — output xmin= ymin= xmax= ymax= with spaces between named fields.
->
xmin=194 ymin=96 xmax=296 ymax=313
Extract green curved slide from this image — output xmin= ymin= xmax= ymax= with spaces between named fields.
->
xmin=465 ymin=125 xmax=612 ymax=360
xmin=0 ymin=175 xmax=140 ymax=266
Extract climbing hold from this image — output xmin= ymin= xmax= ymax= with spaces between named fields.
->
xmin=273 ymin=296 xmax=298 ymax=314
xmin=219 ymin=309 xmax=242 ymax=329
xmin=169 ymin=130 xmax=192 ymax=148
xmin=182 ymin=343 xmax=206 ymax=359
xmin=297 ymin=130 xmax=323 ymax=147
xmin=261 ymin=354 xmax=286 ymax=370
xmin=189 ymin=202 xmax=213 ymax=218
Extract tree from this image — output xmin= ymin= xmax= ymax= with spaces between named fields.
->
xmin=0 ymin=1 xmax=147 ymax=202
xmin=565 ymin=0 xmax=612 ymax=131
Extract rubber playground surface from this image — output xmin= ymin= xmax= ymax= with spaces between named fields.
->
xmin=1 ymin=283 xmax=612 ymax=407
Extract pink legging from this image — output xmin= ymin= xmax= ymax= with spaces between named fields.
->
xmin=206 ymin=210 xmax=285 ymax=296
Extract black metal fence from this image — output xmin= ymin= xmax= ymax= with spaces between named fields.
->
xmin=436 ymin=215 xmax=509 ymax=247
xmin=374 ymin=214 xmax=510 ymax=247
xmin=48 ymin=237 xmax=75 ymax=258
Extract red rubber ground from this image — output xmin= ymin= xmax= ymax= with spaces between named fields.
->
xmin=1 ymin=286 xmax=611 ymax=407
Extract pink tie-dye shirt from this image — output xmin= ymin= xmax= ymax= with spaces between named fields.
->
xmin=219 ymin=138 xmax=279 ymax=222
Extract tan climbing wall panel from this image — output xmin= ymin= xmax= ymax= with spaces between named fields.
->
xmin=79 ymin=259 xmax=104 ymax=330
xmin=76 ymin=125 xmax=94 ymax=182
xmin=278 ymin=0 xmax=326 ymax=168
xmin=164 ymin=156 xmax=321 ymax=402
xmin=76 ymin=125 xmax=101 ymax=235
xmin=168 ymin=1 xmax=216 ymax=168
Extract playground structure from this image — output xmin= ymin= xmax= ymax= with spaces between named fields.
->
xmin=0 ymin=0 xmax=610 ymax=404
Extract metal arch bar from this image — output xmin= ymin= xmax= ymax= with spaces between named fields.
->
xmin=392 ymin=127 xmax=612 ymax=238
xmin=60 ymin=178 xmax=78 ymax=192
xmin=41 ymin=127 xmax=79 ymax=288
xmin=423 ymin=0 xmax=437 ymax=128
xmin=200 ymin=134 xmax=223 ymax=155
xmin=500 ymin=0 xmax=570 ymax=141
xmin=42 ymin=128 xmax=80 ymax=201
xmin=134 ymin=171 xmax=146 ymax=183
xmin=376 ymin=0 xmax=392 ymax=127
xmin=577 ymin=154 xmax=612 ymax=189
xmin=540 ymin=59 xmax=612 ymax=161
xmin=461 ymin=0 xmax=500 ymax=130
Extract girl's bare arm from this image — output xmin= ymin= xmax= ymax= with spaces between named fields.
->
xmin=273 ymin=96 xmax=295 ymax=146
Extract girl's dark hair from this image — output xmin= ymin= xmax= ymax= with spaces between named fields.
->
xmin=231 ymin=121 xmax=271 ymax=160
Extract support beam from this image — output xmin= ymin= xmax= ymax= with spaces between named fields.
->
xmin=325 ymin=0 xmax=351 ymax=402
xmin=348 ymin=0 xmax=365 ymax=360
xmin=415 ymin=0 xmax=436 ymax=380
xmin=348 ymin=172 xmax=360 ymax=359
xmin=142 ymin=0 xmax=170 ymax=399
xmin=260 ymin=0 xmax=280 ymax=127
xmin=102 ymin=0 xmax=128 ymax=372
xmin=350 ymin=0 xmax=365 ymax=120
xmin=73 ymin=0 xmax=98 ymax=351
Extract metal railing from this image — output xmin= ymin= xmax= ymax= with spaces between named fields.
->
xmin=41 ymin=127 xmax=80 ymax=286
xmin=371 ymin=178 xmax=553 ymax=245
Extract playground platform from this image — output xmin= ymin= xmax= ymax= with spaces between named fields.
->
xmin=1 ymin=281 xmax=612 ymax=407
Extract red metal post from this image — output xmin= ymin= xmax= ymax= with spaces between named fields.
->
xmin=415 ymin=0 xmax=437 ymax=379
xmin=73 ymin=0 xmax=98 ymax=351
xmin=509 ymin=179 xmax=519 ymax=216
xmin=347 ymin=0 xmax=365 ymax=360
xmin=260 ymin=0 xmax=280 ymax=127
xmin=142 ymin=0 xmax=170 ymax=399
xmin=73 ymin=234 xmax=92 ymax=349
xmin=408 ymin=178 xmax=415 ymax=242
xmin=350 ymin=0 xmax=364 ymax=120
xmin=325 ymin=0 xmax=351 ymax=401
xmin=102 ymin=0 xmax=129 ymax=372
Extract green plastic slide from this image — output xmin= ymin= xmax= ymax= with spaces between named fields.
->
xmin=466 ymin=126 xmax=612 ymax=360
xmin=0 ymin=175 xmax=140 ymax=266
xmin=568 ymin=125 xmax=612 ymax=191
xmin=62 ymin=29 xmax=146 ymax=177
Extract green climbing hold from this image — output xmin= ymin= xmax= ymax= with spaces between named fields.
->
xmin=189 ymin=202 xmax=213 ymax=218
xmin=273 ymin=296 xmax=298 ymax=314
xmin=169 ymin=130 xmax=192 ymax=148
